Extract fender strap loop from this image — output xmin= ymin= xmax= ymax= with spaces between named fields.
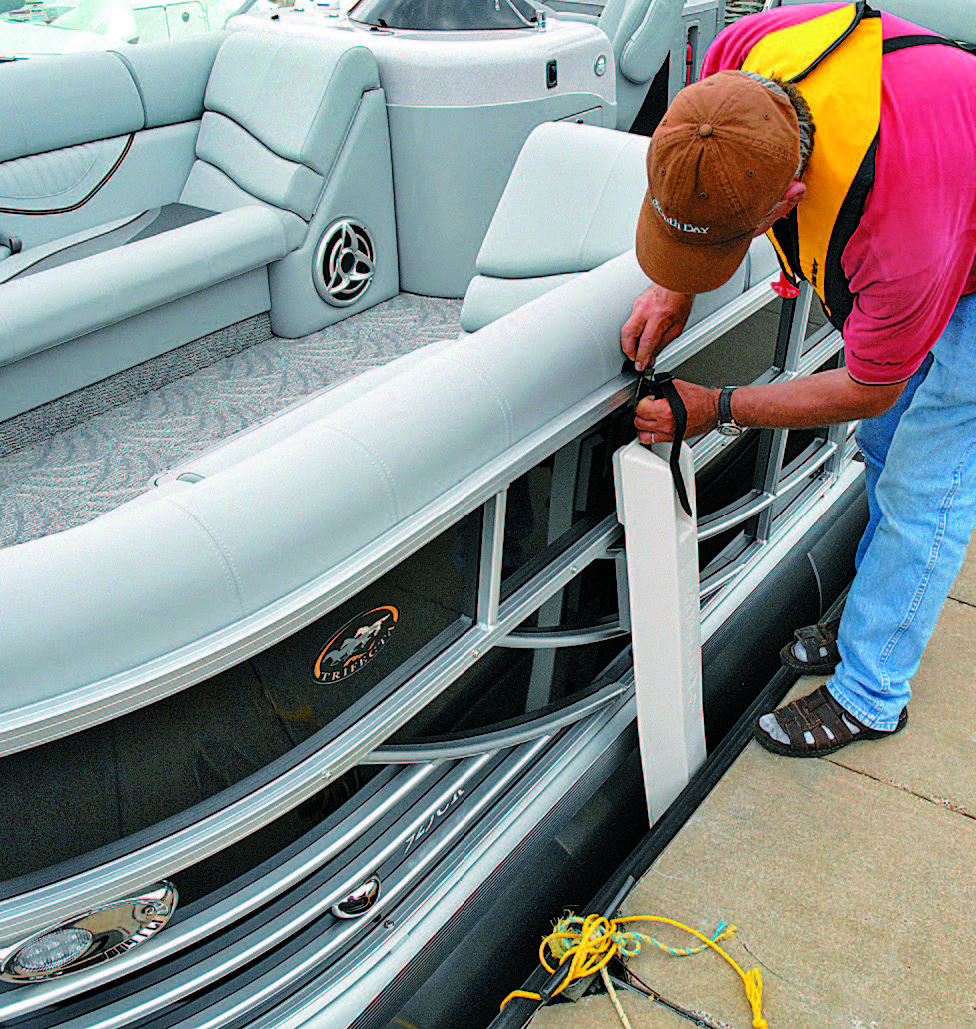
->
xmin=631 ymin=369 xmax=693 ymax=517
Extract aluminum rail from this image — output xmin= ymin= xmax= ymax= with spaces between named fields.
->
xmin=16 ymin=743 xmax=548 ymax=1027
xmin=362 ymin=672 xmax=634 ymax=762
xmin=206 ymin=701 xmax=638 ymax=1029
xmin=655 ymin=273 xmax=779 ymax=373
xmin=499 ymin=621 xmax=628 ymax=647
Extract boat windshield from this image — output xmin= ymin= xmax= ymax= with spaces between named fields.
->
xmin=348 ymin=0 xmax=539 ymax=31
xmin=0 ymin=0 xmax=539 ymax=58
xmin=0 ymin=0 xmax=243 ymax=54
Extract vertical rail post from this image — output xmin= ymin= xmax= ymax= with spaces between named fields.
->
xmin=614 ymin=438 xmax=705 ymax=824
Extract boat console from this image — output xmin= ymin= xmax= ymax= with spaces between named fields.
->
xmin=229 ymin=1 xmax=619 ymax=296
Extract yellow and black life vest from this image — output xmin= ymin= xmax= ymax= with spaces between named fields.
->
xmin=741 ymin=1 xmax=969 ymax=330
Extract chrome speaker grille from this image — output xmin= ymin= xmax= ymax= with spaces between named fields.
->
xmin=313 ymin=219 xmax=375 ymax=307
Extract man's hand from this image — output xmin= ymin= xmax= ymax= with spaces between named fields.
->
xmin=621 ymin=285 xmax=695 ymax=371
xmin=635 ymin=379 xmax=720 ymax=443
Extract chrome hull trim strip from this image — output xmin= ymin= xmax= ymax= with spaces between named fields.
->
xmin=149 ymin=700 xmax=635 ymax=1029
xmin=45 ymin=710 xmax=625 ymax=1029
xmin=0 ymin=763 xmax=438 ymax=1017
xmin=48 ymin=740 xmax=553 ymax=1029
xmin=1 ymin=750 xmax=512 ymax=1021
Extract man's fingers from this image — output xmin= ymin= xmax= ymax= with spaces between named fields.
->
xmin=634 ymin=397 xmax=675 ymax=437
xmin=621 ymin=286 xmax=695 ymax=370
xmin=634 ymin=315 xmax=685 ymax=371
xmin=634 ymin=323 xmax=665 ymax=371
xmin=620 ymin=317 xmax=641 ymax=362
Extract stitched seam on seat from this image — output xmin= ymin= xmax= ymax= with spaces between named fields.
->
xmin=307 ymin=49 xmax=368 ymax=179
xmin=438 ymin=357 xmax=515 ymax=442
xmin=0 ymin=141 xmax=106 ymax=203
xmin=162 ymin=497 xmax=248 ymax=618
xmin=190 ymin=155 xmax=304 ymax=228
xmin=319 ymin=93 xmax=366 ymax=190
xmin=321 ymin=426 xmax=401 ymax=520
xmin=543 ymin=290 xmax=608 ymax=343
xmin=109 ymin=50 xmax=149 ymax=131
xmin=201 ymin=111 xmax=302 ymax=171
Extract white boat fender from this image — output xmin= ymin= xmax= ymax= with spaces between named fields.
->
xmin=630 ymin=365 xmax=692 ymax=516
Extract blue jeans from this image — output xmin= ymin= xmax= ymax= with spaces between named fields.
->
xmin=828 ymin=292 xmax=976 ymax=730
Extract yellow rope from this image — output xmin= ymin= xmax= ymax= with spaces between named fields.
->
xmin=499 ymin=912 xmax=767 ymax=1029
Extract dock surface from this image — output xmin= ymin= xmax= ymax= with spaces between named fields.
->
xmin=527 ymin=545 xmax=976 ymax=1029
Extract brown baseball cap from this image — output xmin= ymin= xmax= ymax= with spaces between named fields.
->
xmin=636 ymin=70 xmax=801 ymax=294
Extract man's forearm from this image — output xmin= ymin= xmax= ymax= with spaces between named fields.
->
xmin=729 ymin=369 xmax=906 ymax=429
xmin=635 ymin=368 xmax=907 ymax=443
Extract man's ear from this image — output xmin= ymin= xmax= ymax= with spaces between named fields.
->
xmin=784 ymin=180 xmax=806 ymax=206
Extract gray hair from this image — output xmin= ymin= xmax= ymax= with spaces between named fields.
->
xmin=740 ymin=70 xmax=815 ymax=177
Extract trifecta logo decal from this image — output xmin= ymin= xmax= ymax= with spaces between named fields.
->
xmin=313 ymin=605 xmax=399 ymax=683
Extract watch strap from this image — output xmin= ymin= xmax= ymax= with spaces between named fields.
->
xmin=718 ymin=385 xmax=738 ymax=429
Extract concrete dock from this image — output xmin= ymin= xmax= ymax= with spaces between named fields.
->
xmin=527 ymin=545 xmax=976 ymax=1029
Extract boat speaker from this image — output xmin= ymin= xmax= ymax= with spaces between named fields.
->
xmin=313 ymin=218 xmax=375 ymax=307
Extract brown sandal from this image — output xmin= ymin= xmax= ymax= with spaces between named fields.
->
xmin=779 ymin=618 xmax=842 ymax=676
xmin=754 ymin=685 xmax=908 ymax=758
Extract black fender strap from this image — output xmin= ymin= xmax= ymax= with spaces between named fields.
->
xmin=631 ymin=368 xmax=693 ymax=517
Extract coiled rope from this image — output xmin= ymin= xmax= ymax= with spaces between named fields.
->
xmin=499 ymin=912 xmax=767 ymax=1029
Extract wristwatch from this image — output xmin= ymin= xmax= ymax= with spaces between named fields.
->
xmin=717 ymin=386 xmax=745 ymax=437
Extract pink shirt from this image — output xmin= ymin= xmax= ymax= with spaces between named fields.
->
xmin=702 ymin=3 xmax=976 ymax=384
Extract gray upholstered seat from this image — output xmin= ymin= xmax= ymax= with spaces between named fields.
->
xmin=0 ymin=30 xmax=398 ymax=419
xmin=460 ymin=122 xmax=779 ymax=335
xmin=0 ymin=249 xmax=649 ymax=712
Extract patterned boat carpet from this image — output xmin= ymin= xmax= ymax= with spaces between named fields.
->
xmin=0 ymin=293 xmax=462 ymax=548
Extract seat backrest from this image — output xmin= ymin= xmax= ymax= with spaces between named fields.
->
xmin=596 ymin=0 xmax=684 ymax=129
xmin=180 ymin=32 xmax=381 ymax=238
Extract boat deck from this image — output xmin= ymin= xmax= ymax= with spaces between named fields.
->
xmin=0 ymin=293 xmax=461 ymax=548
xmin=526 ymin=541 xmax=976 ymax=1028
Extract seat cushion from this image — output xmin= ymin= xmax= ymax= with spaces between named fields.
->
xmin=0 ymin=205 xmax=288 ymax=369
